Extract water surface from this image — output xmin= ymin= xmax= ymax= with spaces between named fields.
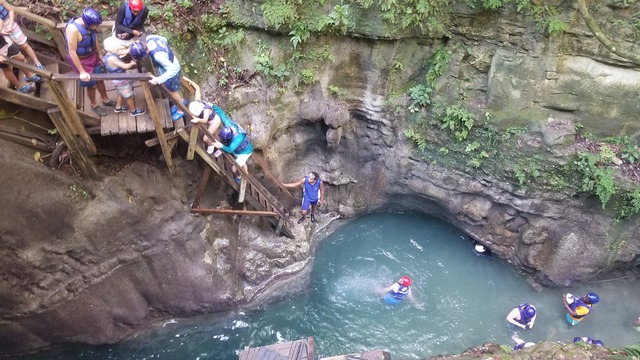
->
xmin=25 ymin=213 xmax=640 ymax=359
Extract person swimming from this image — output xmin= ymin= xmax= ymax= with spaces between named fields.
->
xmin=469 ymin=236 xmax=492 ymax=259
xmin=382 ymin=276 xmax=419 ymax=307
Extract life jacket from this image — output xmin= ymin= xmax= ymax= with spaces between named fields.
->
xmin=303 ymin=177 xmax=322 ymax=202
xmin=0 ymin=4 xmax=9 ymax=21
xmin=146 ymin=35 xmax=174 ymax=64
xmin=390 ymin=283 xmax=409 ymax=301
xmin=197 ymin=100 xmax=216 ymax=121
xmin=212 ymin=105 xmax=252 ymax=154
xmin=103 ymin=53 xmax=126 ymax=74
xmin=122 ymin=2 xmax=145 ymax=28
xmin=516 ymin=303 xmax=532 ymax=326
xmin=65 ymin=19 xmax=96 ymax=58
xmin=568 ymin=298 xmax=591 ymax=320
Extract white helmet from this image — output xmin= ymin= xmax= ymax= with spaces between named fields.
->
xmin=189 ymin=101 xmax=205 ymax=117
xmin=103 ymin=36 xmax=121 ymax=54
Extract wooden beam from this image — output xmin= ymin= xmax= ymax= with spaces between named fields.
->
xmin=13 ymin=6 xmax=57 ymax=28
xmin=238 ymin=177 xmax=246 ymax=203
xmin=144 ymin=131 xmax=179 ymax=147
xmin=53 ymin=73 xmax=153 ymax=81
xmin=55 ymin=20 xmax=114 ymax=30
xmin=21 ymin=28 xmax=54 ymax=48
xmin=191 ymin=166 xmax=212 ymax=209
xmin=190 ymin=208 xmax=279 ymax=216
xmin=4 ymin=58 xmax=54 ymax=79
xmin=187 ymin=123 xmax=199 ymax=160
xmin=46 ymin=80 xmax=96 ymax=155
xmin=0 ymin=132 xmax=52 ymax=152
xmin=156 ymin=84 xmax=192 ymax=121
xmin=252 ymin=152 xmax=295 ymax=203
xmin=140 ymin=80 xmax=174 ymax=174
xmin=48 ymin=108 xmax=100 ymax=180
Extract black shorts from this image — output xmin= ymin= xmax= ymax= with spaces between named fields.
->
xmin=0 ymin=44 xmax=21 ymax=69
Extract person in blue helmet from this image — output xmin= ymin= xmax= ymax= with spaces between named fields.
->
xmin=65 ymin=8 xmax=114 ymax=116
xmin=573 ymin=337 xmax=604 ymax=347
xmin=506 ymin=303 xmax=537 ymax=330
xmin=129 ymin=36 xmax=186 ymax=121
xmin=209 ymin=108 xmax=253 ymax=182
xmin=563 ymin=292 xmax=599 ymax=326
xmin=382 ymin=276 xmax=419 ymax=307
xmin=283 ymin=172 xmax=325 ymax=224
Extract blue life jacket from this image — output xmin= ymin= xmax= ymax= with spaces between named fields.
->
xmin=147 ymin=35 xmax=174 ymax=64
xmin=103 ymin=53 xmax=126 ymax=74
xmin=0 ymin=4 xmax=9 ymax=20
xmin=516 ymin=303 xmax=532 ymax=326
xmin=303 ymin=177 xmax=322 ymax=202
xmin=197 ymin=100 xmax=215 ymax=121
xmin=390 ymin=283 xmax=409 ymax=301
xmin=569 ymin=298 xmax=591 ymax=319
xmin=65 ymin=19 xmax=96 ymax=58
xmin=122 ymin=2 xmax=145 ymax=28
xmin=212 ymin=105 xmax=252 ymax=154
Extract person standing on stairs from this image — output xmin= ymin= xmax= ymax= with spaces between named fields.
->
xmin=283 ymin=172 xmax=325 ymax=224
xmin=114 ymin=0 xmax=148 ymax=42
xmin=129 ymin=35 xmax=186 ymax=121
xmin=0 ymin=0 xmax=45 ymax=72
xmin=0 ymin=32 xmax=40 ymax=93
xmin=208 ymin=107 xmax=253 ymax=183
xmin=103 ymin=37 xmax=145 ymax=117
xmin=64 ymin=8 xmax=114 ymax=117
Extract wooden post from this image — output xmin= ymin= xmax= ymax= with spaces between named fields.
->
xmin=187 ymin=124 xmax=198 ymax=160
xmin=140 ymin=80 xmax=175 ymax=174
xmin=46 ymin=80 xmax=96 ymax=155
xmin=238 ymin=177 xmax=246 ymax=204
xmin=191 ymin=166 xmax=212 ymax=210
xmin=47 ymin=108 xmax=101 ymax=180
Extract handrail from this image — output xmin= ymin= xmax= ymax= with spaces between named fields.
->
xmin=55 ymin=20 xmax=115 ymax=30
xmin=4 ymin=58 xmax=54 ymax=79
xmin=52 ymin=73 xmax=153 ymax=81
xmin=13 ymin=6 xmax=57 ymax=28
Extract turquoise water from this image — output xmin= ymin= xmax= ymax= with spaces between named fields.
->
xmin=24 ymin=213 xmax=640 ymax=359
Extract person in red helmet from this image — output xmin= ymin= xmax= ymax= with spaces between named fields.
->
xmin=382 ymin=276 xmax=418 ymax=307
xmin=114 ymin=0 xmax=148 ymax=41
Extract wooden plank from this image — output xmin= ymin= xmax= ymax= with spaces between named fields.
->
xmin=145 ymin=131 xmax=179 ymax=147
xmin=47 ymin=107 xmax=100 ymax=180
xmin=140 ymin=80 xmax=174 ymax=173
xmin=0 ymin=71 xmax=8 ymax=88
xmin=39 ymin=63 xmax=58 ymax=102
xmin=118 ymin=110 xmax=129 ymax=134
xmin=187 ymin=123 xmax=198 ymax=160
xmin=53 ymin=72 xmax=152 ymax=81
xmin=101 ymin=111 xmax=118 ymax=136
xmin=190 ymin=208 xmax=278 ymax=216
xmin=21 ymin=28 xmax=54 ymax=48
xmin=13 ymin=6 xmax=57 ymax=28
xmin=238 ymin=177 xmax=246 ymax=204
xmin=307 ymin=337 xmax=314 ymax=360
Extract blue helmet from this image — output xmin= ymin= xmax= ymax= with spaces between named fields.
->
xmin=593 ymin=340 xmax=604 ymax=347
xmin=82 ymin=8 xmax=103 ymax=27
xmin=523 ymin=305 xmax=536 ymax=319
xmin=129 ymin=41 xmax=147 ymax=60
xmin=573 ymin=337 xmax=582 ymax=343
xmin=586 ymin=292 xmax=599 ymax=304
xmin=219 ymin=126 xmax=233 ymax=141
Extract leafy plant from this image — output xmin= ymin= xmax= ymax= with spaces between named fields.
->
xmin=426 ymin=46 xmax=452 ymax=89
xmin=408 ymin=85 xmax=433 ymax=113
xmin=261 ymin=0 xmax=299 ymax=29
xmin=289 ymin=22 xmax=310 ymax=49
xmin=441 ymin=104 xmax=475 ymax=141
xmin=574 ymin=152 xmax=617 ymax=209
xmin=621 ymin=144 xmax=640 ymax=164
xmin=405 ymin=128 xmax=427 ymax=151
xmin=299 ymin=68 xmax=316 ymax=85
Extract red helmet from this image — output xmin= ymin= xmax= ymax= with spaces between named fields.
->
xmin=399 ymin=276 xmax=411 ymax=287
xmin=129 ymin=0 xmax=144 ymax=12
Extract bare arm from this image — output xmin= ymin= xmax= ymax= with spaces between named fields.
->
xmin=109 ymin=56 xmax=136 ymax=70
xmin=562 ymin=294 xmax=577 ymax=316
xmin=318 ymin=180 xmax=325 ymax=206
xmin=4 ymin=0 xmax=14 ymax=30
xmin=283 ymin=177 xmax=305 ymax=188
xmin=506 ymin=308 xmax=526 ymax=329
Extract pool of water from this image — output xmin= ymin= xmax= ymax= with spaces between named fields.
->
xmin=24 ymin=213 xmax=640 ymax=359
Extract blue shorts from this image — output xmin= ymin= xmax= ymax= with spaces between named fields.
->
xmin=301 ymin=197 xmax=318 ymax=211
xmin=79 ymin=64 xmax=104 ymax=88
xmin=566 ymin=313 xmax=581 ymax=325
xmin=157 ymin=67 xmax=181 ymax=92
xmin=384 ymin=293 xmax=401 ymax=305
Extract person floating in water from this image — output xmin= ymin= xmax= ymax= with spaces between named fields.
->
xmin=469 ymin=236 xmax=492 ymax=259
xmin=382 ymin=276 xmax=418 ymax=307
xmin=563 ymin=292 xmax=599 ymax=325
xmin=511 ymin=333 xmax=535 ymax=351
xmin=573 ymin=337 xmax=604 ymax=347
xmin=506 ymin=303 xmax=537 ymax=330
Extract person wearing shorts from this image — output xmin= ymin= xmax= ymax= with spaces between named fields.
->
xmin=0 ymin=34 xmax=38 ymax=93
xmin=103 ymin=37 xmax=145 ymax=116
xmin=0 ymin=0 xmax=44 ymax=71
xmin=64 ymin=8 xmax=114 ymax=117
xmin=283 ymin=171 xmax=325 ymax=224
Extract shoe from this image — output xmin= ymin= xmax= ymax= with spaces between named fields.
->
xmin=297 ymin=216 xmax=306 ymax=224
xmin=114 ymin=106 xmax=129 ymax=113
xmin=172 ymin=111 xmax=184 ymax=121
xmin=92 ymin=105 xmax=108 ymax=116
xmin=130 ymin=109 xmax=146 ymax=117
xmin=24 ymin=74 xmax=43 ymax=83
xmin=234 ymin=177 xmax=241 ymax=183
xmin=102 ymin=100 xmax=116 ymax=107
xmin=206 ymin=145 xmax=215 ymax=154
xmin=170 ymin=105 xmax=178 ymax=114
xmin=16 ymin=85 xmax=35 ymax=93
xmin=310 ymin=214 xmax=317 ymax=223
xmin=36 ymin=63 xmax=46 ymax=70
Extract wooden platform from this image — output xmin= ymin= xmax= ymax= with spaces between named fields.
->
xmin=239 ymin=337 xmax=314 ymax=360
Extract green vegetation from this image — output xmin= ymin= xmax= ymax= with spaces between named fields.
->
xmin=441 ymin=103 xmax=474 ymax=142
